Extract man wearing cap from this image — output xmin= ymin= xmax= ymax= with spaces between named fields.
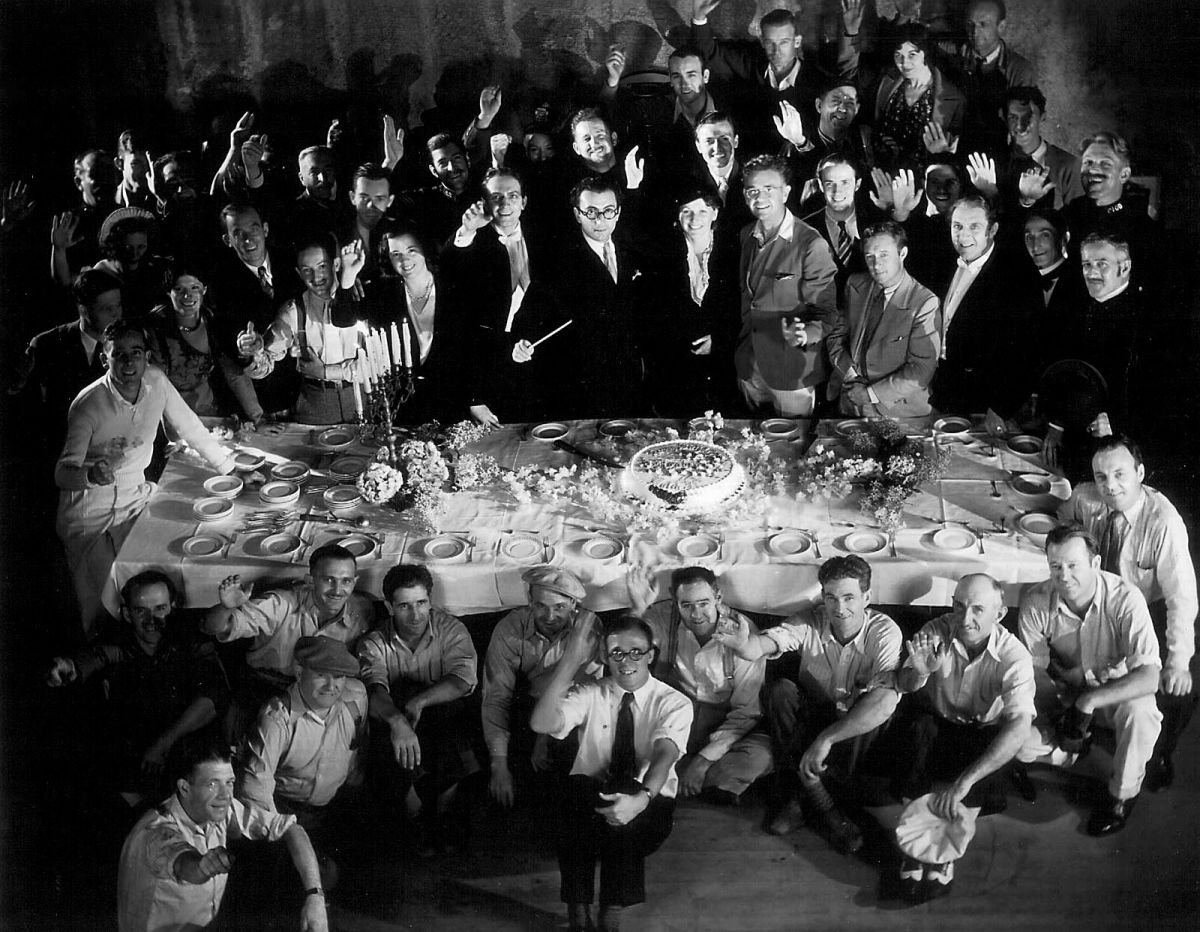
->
xmin=203 ymin=544 xmax=374 ymax=744
xmin=628 ymin=566 xmax=772 ymax=804
xmin=717 ymin=555 xmax=901 ymax=854
xmin=891 ymin=574 xmax=1036 ymax=901
xmin=358 ymin=564 xmax=480 ymax=852
xmin=1058 ymin=436 xmax=1197 ymax=792
xmin=240 ymin=636 xmax=368 ymax=882
xmin=531 ymin=614 xmax=693 ymax=932
xmin=482 ymin=566 xmax=604 ymax=808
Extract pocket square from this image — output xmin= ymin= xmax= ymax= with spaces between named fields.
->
xmin=632 ymin=270 xmax=643 ymax=280
xmin=772 ymin=272 xmax=796 ymax=280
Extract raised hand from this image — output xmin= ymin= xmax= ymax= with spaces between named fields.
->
xmin=694 ymin=0 xmax=724 ymax=21
xmin=461 ymin=199 xmax=491 ymax=234
xmin=490 ymin=132 xmax=512 ymax=167
xmin=564 ymin=616 xmax=598 ymax=667
xmin=1018 ymin=164 xmax=1055 ymax=204
xmin=890 ymin=168 xmax=922 ymax=218
xmin=868 ymin=168 xmax=895 ymax=211
xmin=339 ymin=240 xmax=365 ymax=286
xmin=966 ymin=152 xmax=998 ymax=198
xmin=87 ymin=458 xmax=116 ymax=486
xmin=605 ymin=45 xmax=627 ymax=88
xmin=922 ymin=121 xmax=956 ymax=155
xmin=46 ymin=657 xmax=78 ymax=687
xmin=382 ymin=114 xmax=405 ymax=168
xmin=240 ymin=134 xmax=268 ymax=179
xmin=141 ymin=738 xmax=170 ymax=775
xmin=326 ymin=118 xmax=342 ymax=149
xmin=1 ymin=179 xmax=35 ymax=232
xmin=236 ymin=321 xmax=264 ymax=357
xmin=229 ymin=111 xmax=256 ymax=152
xmin=626 ymin=565 xmax=659 ymax=615
xmin=906 ymin=631 xmax=946 ymax=677
xmin=478 ymin=85 xmax=503 ymax=127
xmin=217 ymin=574 xmax=253 ymax=609
xmin=841 ymin=0 xmax=865 ymax=34
xmin=624 ymin=144 xmax=645 ymax=189
xmin=50 ymin=211 xmax=82 ymax=250
xmin=1041 ymin=424 xmax=1064 ymax=469
xmin=713 ymin=615 xmax=752 ymax=656
xmin=772 ymin=100 xmax=808 ymax=148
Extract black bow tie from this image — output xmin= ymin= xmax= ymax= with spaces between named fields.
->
xmin=1040 ymin=269 xmax=1062 ymax=293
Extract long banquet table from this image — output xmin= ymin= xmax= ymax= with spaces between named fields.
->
xmin=104 ymin=418 xmax=1070 ymax=618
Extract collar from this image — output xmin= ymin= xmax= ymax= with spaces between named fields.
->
xmin=672 ymin=89 xmax=717 ymax=127
xmin=1049 ymin=572 xmax=1112 ymax=622
xmin=583 ymin=233 xmax=614 ymax=262
xmin=164 ymin=793 xmax=210 ymax=838
xmin=102 ymin=371 xmax=147 ymax=406
xmin=79 ymin=323 xmax=99 ymax=358
xmin=1039 ymin=256 xmax=1067 ymax=277
xmin=614 ymin=675 xmax=659 ymax=708
xmin=288 ymin=681 xmax=337 ymax=722
xmin=816 ymin=607 xmax=871 ymax=649
xmin=982 ymin=43 xmax=1003 ymax=66
xmin=241 ymin=255 xmax=271 ymax=279
xmin=924 ymin=196 xmax=941 ymax=218
xmin=387 ymin=612 xmax=434 ymax=650
xmin=752 ymin=208 xmax=796 ymax=245
xmin=301 ymin=586 xmax=350 ymax=627
xmin=766 ymin=59 xmax=802 ymax=91
xmin=956 ymin=243 xmax=995 ymax=273
xmin=494 ymin=222 xmax=524 ymax=242
xmin=1113 ymin=489 xmax=1147 ymax=523
xmin=1029 ymin=139 xmax=1049 ymax=165
xmin=709 ymin=159 xmax=736 ymax=186
xmin=1094 ymin=280 xmax=1131 ymax=304
xmin=951 ymin=623 xmax=1004 ymax=664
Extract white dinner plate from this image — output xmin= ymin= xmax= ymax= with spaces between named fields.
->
xmin=528 ymin=421 xmax=569 ymax=441
xmin=182 ymin=534 xmax=224 ymax=557
xmin=930 ymin=526 xmax=976 ymax=551
xmin=1017 ymin=512 xmax=1058 ymax=541
xmin=843 ymin=530 xmax=887 ymax=554
xmin=193 ymin=497 xmax=234 ymax=521
xmin=423 ymin=536 xmax=467 ymax=561
xmin=335 ymin=534 xmax=377 ymax=559
xmin=677 ymin=534 xmax=719 ymax=559
xmin=1006 ymin=434 xmax=1042 ymax=455
xmin=261 ymin=533 xmax=302 ymax=556
xmin=203 ymin=474 xmax=243 ymax=499
xmin=933 ymin=416 xmax=972 ymax=435
xmin=581 ymin=536 xmax=624 ymax=560
xmin=330 ymin=456 xmax=368 ymax=479
xmin=259 ymin=480 xmax=300 ymax=502
xmin=271 ymin=461 xmax=310 ymax=482
xmin=760 ymin=418 xmax=800 ymax=441
xmin=233 ymin=450 xmax=267 ymax=471
xmin=768 ymin=530 xmax=811 ymax=557
xmin=317 ymin=427 xmax=356 ymax=449
xmin=598 ymin=419 xmax=637 ymax=438
xmin=501 ymin=536 xmax=550 ymax=562
xmin=1011 ymin=474 xmax=1052 ymax=495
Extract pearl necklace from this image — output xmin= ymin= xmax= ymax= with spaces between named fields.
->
xmin=177 ymin=315 xmax=203 ymax=334
xmin=405 ymin=276 xmax=434 ymax=309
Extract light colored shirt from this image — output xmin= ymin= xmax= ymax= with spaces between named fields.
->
xmin=583 ymin=235 xmax=618 ymax=281
xmin=552 ymin=675 xmax=694 ymax=798
xmin=255 ymin=294 xmax=361 ymax=381
xmin=1018 ymin=571 xmax=1162 ymax=687
xmin=750 ymin=206 xmax=796 ymax=251
xmin=763 ymin=607 xmax=902 ymax=711
xmin=240 ymin=255 xmax=272 ymax=287
xmin=941 ymin=244 xmax=995 ymax=358
xmin=1059 ymin=484 xmax=1197 ymax=670
xmin=218 ymin=585 xmax=374 ymax=677
xmin=766 ymin=59 xmax=802 ymax=91
xmin=902 ymin=614 xmax=1036 ymax=725
xmin=824 ymin=212 xmax=860 ymax=247
xmin=481 ymin=606 xmax=605 ymax=757
xmin=118 ymin=795 xmax=293 ymax=932
xmin=642 ymin=602 xmax=764 ymax=761
xmin=240 ymin=679 xmax=369 ymax=809
xmin=358 ymin=607 xmax=479 ymax=691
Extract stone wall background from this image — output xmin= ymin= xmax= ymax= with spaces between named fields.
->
xmin=0 ymin=0 xmax=1197 ymax=225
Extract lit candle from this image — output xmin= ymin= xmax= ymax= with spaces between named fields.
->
xmin=351 ymin=377 xmax=363 ymax=419
xmin=400 ymin=318 xmax=412 ymax=369
xmin=389 ymin=322 xmax=402 ymax=370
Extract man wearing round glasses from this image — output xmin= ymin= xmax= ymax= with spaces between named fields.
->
xmin=532 ymin=615 xmax=692 ymax=932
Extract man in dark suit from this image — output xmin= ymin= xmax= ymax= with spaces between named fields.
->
xmin=691 ymin=112 xmax=752 ymax=248
xmin=930 ymin=194 xmax=1041 ymax=424
xmin=827 ymin=221 xmax=940 ymax=420
xmin=397 ymin=134 xmax=481 ymax=247
xmin=799 ymin=154 xmax=885 ymax=304
xmin=998 ymin=87 xmax=1082 ymax=212
xmin=205 ymin=204 xmax=304 ymax=418
xmin=441 ymin=167 xmax=555 ymax=425
xmin=511 ymin=176 xmax=648 ymax=419
xmin=11 ymin=268 xmax=124 ymax=463
xmin=1023 ymin=208 xmax=1087 ymax=370
xmin=790 ymin=80 xmax=872 ymax=195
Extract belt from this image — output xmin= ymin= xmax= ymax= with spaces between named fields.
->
xmin=302 ymin=376 xmax=353 ymax=389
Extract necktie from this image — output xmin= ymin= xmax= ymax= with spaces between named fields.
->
xmin=835 ymin=221 xmax=853 ymax=265
xmin=258 ymin=266 xmax=273 ymax=299
xmin=603 ymin=241 xmax=619 ymax=284
xmin=609 ymin=692 xmax=636 ymax=786
xmin=1100 ymin=510 xmax=1128 ymax=573
xmin=717 ymin=176 xmax=728 ymax=204
xmin=861 ymin=287 xmax=887 ymax=362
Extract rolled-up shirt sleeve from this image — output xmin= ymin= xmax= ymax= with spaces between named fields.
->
xmin=651 ymin=692 xmax=695 ymax=758
xmin=239 ymin=709 xmax=289 ymax=811
xmin=356 ymin=633 xmax=391 ymax=689
xmin=699 ymin=656 xmax=763 ymax=761
xmin=221 ymin=590 xmax=291 ymax=642
xmin=439 ymin=615 xmax=480 ymax=692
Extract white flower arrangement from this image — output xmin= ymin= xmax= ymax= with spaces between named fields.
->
xmin=356 ymin=462 xmax=405 ymax=504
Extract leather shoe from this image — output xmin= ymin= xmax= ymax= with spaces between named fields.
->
xmin=1144 ymin=755 xmax=1175 ymax=793
xmin=1010 ymin=763 xmax=1038 ymax=802
xmin=817 ymin=806 xmax=864 ymax=855
xmin=767 ymin=798 xmax=805 ymax=836
xmin=1086 ymin=793 xmax=1137 ymax=836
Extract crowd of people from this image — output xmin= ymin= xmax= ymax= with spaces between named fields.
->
xmin=6 ymin=1 xmax=1194 ymax=930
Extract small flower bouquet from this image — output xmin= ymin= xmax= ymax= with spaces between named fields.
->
xmin=356 ymin=462 xmax=404 ymax=504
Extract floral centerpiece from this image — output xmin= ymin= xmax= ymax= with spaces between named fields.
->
xmin=845 ymin=419 xmax=951 ymax=532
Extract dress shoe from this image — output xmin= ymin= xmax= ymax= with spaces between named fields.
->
xmin=767 ymin=798 xmax=805 ymax=836
xmin=1010 ymin=763 xmax=1038 ymax=802
xmin=1144 ymin=755 xmax=1175 ymax=793
xmin=817 ymin=806 xmax=864 ymax=855
xmin=923 ymin=861 xmax=955 ymax=900
xmin=897 ymin=857 xmax=925 ymax=903
xmin=1086 ymin=793 xmax=1137 ymax=836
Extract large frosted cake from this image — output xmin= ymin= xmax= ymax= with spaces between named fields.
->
xmin=625 ymin=440 xmax=744 ymax=512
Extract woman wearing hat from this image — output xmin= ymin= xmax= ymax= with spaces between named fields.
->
xmin=93 ymin=208 xmax=172 ymax=317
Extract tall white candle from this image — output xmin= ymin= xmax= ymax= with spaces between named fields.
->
xmin=400 ymin=318 xmax=413 ymax=369
xmin=389 ymin=322 xmax=403 ymax=370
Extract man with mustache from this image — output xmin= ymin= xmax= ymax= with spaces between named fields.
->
xmin=46 ymin=570 xmax=227 ymax=807
xmin=397 ymin=134 xmax=479 ymax=245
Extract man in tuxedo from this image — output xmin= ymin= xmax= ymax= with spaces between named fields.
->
xmin=206 ymin=203 xmax=303 ymax=418
xmin=827 ymin=221 xmax=940 ymax=420
xmin=735 ymin=154 xmax=838 ymax=417
xmin=511 ymin=175 xmax=648 ymax=418
xmin=692 ymin=112 xmax=751 ymax=244
xmin=929 ymin=194 xmax=1040 ymax=423
xmin=1023 ymin=208 xmax=1087 ymax=364
xmin=443 ymin=167 xmax=554 ymax=425
xmin=11 ymin=267 xmax=123 ymax=463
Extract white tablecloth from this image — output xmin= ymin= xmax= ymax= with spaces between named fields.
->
xmin=105 ymin=419 xmax=1068 ymax=617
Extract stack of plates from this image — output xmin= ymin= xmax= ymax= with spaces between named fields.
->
xmin=324 ymin=485 xmax=363 ymax=511
xmin=259 ymin=480 xmax=300 ymax=507
xmin=193 ymin=497 xmax=234 ymax=522
xmin=317 ymin=427 xmax=356 ymax=450
xmin=203 ymin=475 xmax=243 ymax=499
xmin=271 ymin=461 xmax=310 ymax=483
xmin=1017 ymin=512 xmax=1057 ymax=544
xmin=330 ymin=456 xmax=368 ymax=481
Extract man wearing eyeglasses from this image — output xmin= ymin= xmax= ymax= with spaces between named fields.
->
xmin=735 ymin=154 xmax=838 ymax=418
xmin=532 ymin=615 xmax=692 ymax=932
xmin=627 ymin=566 xmax=772 ymax=805
xmin=511 ymin=175 xmax=649 ymax=418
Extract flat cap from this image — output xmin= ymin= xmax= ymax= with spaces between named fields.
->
xmin=522 ymin=566 xmax=586 ymax=602
xmin=294 ymin=636 xmax=360 ymax=677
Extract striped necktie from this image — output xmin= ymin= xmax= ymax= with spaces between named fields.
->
xmin=835 ymin=221 xmax=853 ymax=265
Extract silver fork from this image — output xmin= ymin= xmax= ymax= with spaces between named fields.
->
xmin=222 ymin=530 xmax=240 ymax=559
xmin=973 ymin=527 xmax=986 ymax=554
